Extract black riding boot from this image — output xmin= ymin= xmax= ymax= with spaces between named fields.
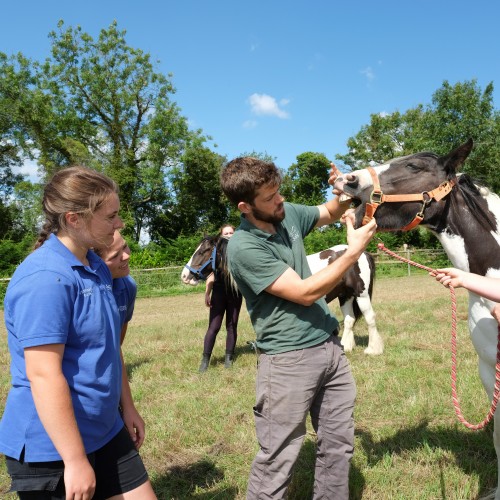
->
xmin=199 ymin=353 xmax=211 ymax=373
xmin=224 ymin=352 xmax=234 ymax=369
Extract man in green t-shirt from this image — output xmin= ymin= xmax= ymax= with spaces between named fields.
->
xmin=220 ymin=156 xmax=376 ymax=499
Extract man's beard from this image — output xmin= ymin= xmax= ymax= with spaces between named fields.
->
xmin=251 ymin=203 xmax=285 ymax=225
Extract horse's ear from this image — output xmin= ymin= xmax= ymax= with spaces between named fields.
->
xmin=440 ymin=138 xmax=473 ymax=175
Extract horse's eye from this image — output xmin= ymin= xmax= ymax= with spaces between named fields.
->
xmin=406 ymin=162 xmax=421 ymax=171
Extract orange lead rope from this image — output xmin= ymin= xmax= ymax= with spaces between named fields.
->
xmin=377 ymin=242 xmax=500 ymax=430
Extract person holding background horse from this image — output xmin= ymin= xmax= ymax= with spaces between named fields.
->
xmin=199 ymin=224 xmax=243 ymax=372
xmin=0 ymin=166 xmax=156 ymax=499
xmin=220 ymin=157 xmax=377 ymax=499
xmin=95 ymin=229 xmax=146 ymax=451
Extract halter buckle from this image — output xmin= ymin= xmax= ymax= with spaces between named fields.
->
xmin=416 ymin=198 xmax=431 ymax=219
xmin=370 ymin=190 xmax=383 ymax=205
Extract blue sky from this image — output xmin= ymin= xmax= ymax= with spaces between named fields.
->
xmin=2 ymin=0 xmax=499 ymax=180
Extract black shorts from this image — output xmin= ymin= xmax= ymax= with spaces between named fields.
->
xmin=5 ymin=426 xmax=149 ymax=500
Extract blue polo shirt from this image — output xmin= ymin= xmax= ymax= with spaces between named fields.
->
xmin=0 ymin=234 xmax=123 ymax=461
xmin=113 ymin=275 xmax=137 ymax=326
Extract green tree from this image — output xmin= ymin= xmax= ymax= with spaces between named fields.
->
xmin=420 ymin=80 xmax=500 ymax=191
xmin=149 ymin=146 xmax=229 ymax=242
xmin=0 ymin=20 xmax=203 ymax=242
xmin=336 ymin=80 xmax=500 ymax=192
xmin=281 ymin=152 xmax=331 ymax=205
xmin=0 ymin=65 xmax=27 ymax=240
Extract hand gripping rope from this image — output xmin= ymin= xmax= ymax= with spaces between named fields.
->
xmin=377 ymin=242 xmax=500 ymax=430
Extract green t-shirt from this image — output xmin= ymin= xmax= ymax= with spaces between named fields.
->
xmin=228 ymin=202 xmax=338 ymax=354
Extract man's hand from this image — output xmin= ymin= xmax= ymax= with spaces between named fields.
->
xmin=345 ymin=215 xmax=377 ymax=257
xmin=329 ymin=162 xmax=350 ymax=200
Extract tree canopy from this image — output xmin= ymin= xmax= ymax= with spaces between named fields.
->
xmin=1 ymin=20 xmax=500 ymax=271
xmin=0 ymin=20 xmax=203 ymax=241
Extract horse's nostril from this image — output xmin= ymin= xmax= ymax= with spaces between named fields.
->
xmin=345 ymin=174 xmax=358 ymax=187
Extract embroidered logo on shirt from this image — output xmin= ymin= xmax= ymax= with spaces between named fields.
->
xmin=81 ymin=288 xmax=93 ymax=297
xmin=289 ymin=226 xmax=300 ymax=243
xmin=118 ymin=305 xmax=127 ymax=312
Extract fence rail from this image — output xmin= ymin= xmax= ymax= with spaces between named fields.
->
xmin=0 ymin=249 xmax=451 ymax=301
xmin=369 ymin=248 xmax=450 ymax=277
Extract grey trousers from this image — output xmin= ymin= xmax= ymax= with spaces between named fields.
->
xmin=247 ymin=334 xmax=356 ymax=500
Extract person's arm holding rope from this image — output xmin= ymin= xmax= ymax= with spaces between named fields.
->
xmin=433 ymin=268 xmax=500 ymax=302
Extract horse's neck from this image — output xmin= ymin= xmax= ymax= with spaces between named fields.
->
xmin=431 ymin=191 xmax=500 ymax=276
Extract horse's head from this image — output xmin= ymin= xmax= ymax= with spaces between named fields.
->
xmin=334 ymin=139 xmax=474 ymax=232
xmin=181 ymin=236 xmax=218 ymax=285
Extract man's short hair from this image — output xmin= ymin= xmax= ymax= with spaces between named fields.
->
xmin=220 ymin=157 xmax=282 ymax=205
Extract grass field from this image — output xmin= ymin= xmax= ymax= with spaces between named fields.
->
xmin=0 ymin=274 xmax=497 ymax=499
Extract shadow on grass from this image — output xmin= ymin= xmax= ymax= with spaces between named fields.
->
xmin=276 ymin=421 xmax=496 ymax=499
xmin=151 ymin=457 xmax=238 ymax=499
xmin=355 ymin=419 xmax=496 ymax=499
xmin=125 ymin=358 xmax=151 ymax=380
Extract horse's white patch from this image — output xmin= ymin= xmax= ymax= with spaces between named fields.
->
xmin=180 ymin=241 xmax=203 ymax=285
xmin=483 ymin=189 xmax=500 ymax=249
xmin=306 ymin=244 xmax=383 ymax=355
xmin=435 ymin=231 xmax=469 ymax=271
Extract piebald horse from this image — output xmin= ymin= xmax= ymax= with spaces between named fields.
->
xmin=333 ymin=139 xmax=500 ymax=498
xmin=181 ymin=237 xmax=383 ymax=355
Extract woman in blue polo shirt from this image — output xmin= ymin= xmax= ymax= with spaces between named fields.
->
xmin=0 ymin=167 xmax=156 ymax=499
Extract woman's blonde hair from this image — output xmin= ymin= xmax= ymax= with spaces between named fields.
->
xmin=35 ymin=166 xmax=118 ymax=249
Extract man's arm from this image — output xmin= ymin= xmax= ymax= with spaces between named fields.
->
xmin=266 ymin=217 xmax=376 ymax=305
xmin=316 ymin=197 xmax=352 ymax=227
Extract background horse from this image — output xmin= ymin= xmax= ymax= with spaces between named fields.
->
xmin=181 ymin=235 xmax=235 ymax=290
xmin=333 ymin=139 xmax=500 ymax=498
xmin=182 ymin=237 xmax=383 ymax=355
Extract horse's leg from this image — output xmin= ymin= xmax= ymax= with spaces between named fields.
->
xmin=356 ymin=296 xmax=384 ymax=355
xmin=339 ymin=299 xmax=356 ymax=352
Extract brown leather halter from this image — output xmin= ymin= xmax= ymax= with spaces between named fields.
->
xmin=362 ymin=166 xmax=456 ymax=231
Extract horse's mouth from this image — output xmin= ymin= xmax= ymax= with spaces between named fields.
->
xmin=335 ymin=184 xmax=365 ymax=227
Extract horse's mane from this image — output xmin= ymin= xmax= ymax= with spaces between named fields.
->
xmin=451 ymin=173 xmax=498 ymax=232
xmin=215 ymin=237 xmax=239 ymax=293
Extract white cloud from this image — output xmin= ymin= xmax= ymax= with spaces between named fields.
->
xmin=360 ymin=66 xmax=375 ymax=82
xmin=248 ymin=93 xmax=290 ymax=119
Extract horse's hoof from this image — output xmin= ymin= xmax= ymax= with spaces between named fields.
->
xmin=364 ymin=347 xmax=384 ymax=355
xmin=341 ymin=343 xmax=354 ymax=352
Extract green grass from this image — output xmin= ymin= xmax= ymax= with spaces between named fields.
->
xmin=0 ymin=275 xmax=497 ymax=499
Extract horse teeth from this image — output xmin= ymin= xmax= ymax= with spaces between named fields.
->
xmin=339 ymin=194 xmax=352 ymax=202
